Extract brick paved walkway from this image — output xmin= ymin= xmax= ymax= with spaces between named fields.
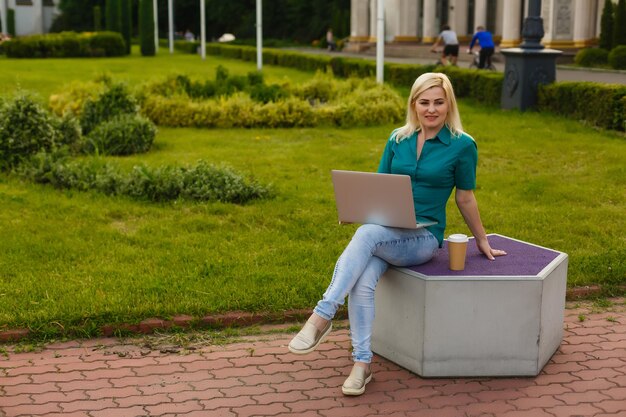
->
xmin=1 ymin=299 xmax=625 ymax=417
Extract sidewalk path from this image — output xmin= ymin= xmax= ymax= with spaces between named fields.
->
xmin=1 ymin=299 xmax=625 ymax=417
xmin=288 ymin=46 xmax=626 ymax=85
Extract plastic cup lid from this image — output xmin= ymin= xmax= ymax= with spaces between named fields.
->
xmin=448 ymin=233 xmax=469 ymax=243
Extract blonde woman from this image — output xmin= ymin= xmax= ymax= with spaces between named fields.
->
xmin=289 ymin=73 xmax=506 ymax=396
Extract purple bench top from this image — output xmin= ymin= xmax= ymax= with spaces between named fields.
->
xmin=406 ymin=234 xmax=564 ymax=277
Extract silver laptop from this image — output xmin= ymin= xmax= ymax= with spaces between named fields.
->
xmin=331 ymin=170 xmax=437 ymax=229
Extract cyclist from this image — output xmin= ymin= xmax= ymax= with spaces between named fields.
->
xmin=430 ymin=24 xmax=459 ymax=66
xmin=468 ymin=26 xmax=495 ymax=69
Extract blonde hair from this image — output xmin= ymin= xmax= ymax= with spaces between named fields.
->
xmin=394 ymin=72 xmax=463 ymax=143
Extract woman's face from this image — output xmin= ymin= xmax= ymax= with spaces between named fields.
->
xmin=414 ymin=86 xmax=448 ymax=132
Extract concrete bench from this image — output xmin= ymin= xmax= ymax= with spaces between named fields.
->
xmin=371 ymin=234 xmax=568 ymax=377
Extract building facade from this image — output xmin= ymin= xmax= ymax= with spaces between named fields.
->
xmin=0 ymin=0 xmax=60 ymax=37
xmin=349 ymin=0 xmax=606 ymax=49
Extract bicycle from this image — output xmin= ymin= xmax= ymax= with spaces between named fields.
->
xmin=430 ymin=49 xmax=456 ymax=67
xmin=468 ymin=50 xmax=496 ymax=71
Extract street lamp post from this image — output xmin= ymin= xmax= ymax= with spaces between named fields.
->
xmin=500 ymin=0 xmax=561 ymax=111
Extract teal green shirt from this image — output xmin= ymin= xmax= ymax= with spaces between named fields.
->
xmin=377 ymin=125 xmax=477 ymax=246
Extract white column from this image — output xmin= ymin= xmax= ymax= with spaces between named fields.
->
xmin=350 ymin=0 xmax=370 ymax=41
xmin=573 ymin=0 xmax=592 ymax=47
xmin=256 ymin=0 xmax=262 ymax=71
xmin=0 ymin=0 xmax=7 ymax=36
xmin=200 ymin=0 xmax=206 ymax=59
xmin=168 ymin=0 xmax=174 ymax=54
xmin=449 ymin=0 xmax=468 ymax=39
xmin=422 ymin=0 xmax=437 ymax=42
xmin=596 ymin=0 xmax=604 ymax=37
xmin=396 ymin=0 xmax=418 ymax=41
xmin=153 ymin=0 xmax=159 ymax=51
xmin=369 ymin=0 xmax=377 ymax=41
xmin=474 ymin=0 xmax=487 ymax=30
xmin=500 ymin=0 xmax=522 ymax=47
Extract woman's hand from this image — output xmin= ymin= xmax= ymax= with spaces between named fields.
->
xmin=476 ymin=238 xmax=507 ymax=261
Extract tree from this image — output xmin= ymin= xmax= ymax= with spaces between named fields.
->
xmin=93 ymin=5 xmax=102 ymax=31
xmin=614 ymin=0 xmax=626 ymax=47
xmin=105 ymin=0 xmax=122 ymax=33
xmin=600 ymin=0 xmax=613 ymax=50
xmin=121 ymin=0 xmax=133 ymax=54
xmin=50 ymin=0 xmax=105 ymax=33
xmin=139 ymin=0 xmax=155 ymax=56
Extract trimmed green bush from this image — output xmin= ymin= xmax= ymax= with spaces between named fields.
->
xmin=608 ymin=45 xmax=626 ymax=69
xmin=0 ymin=94 xmax=62 ymax=170
xmin=80 ymin=83 xmax=139 ymax=134
xmin=138 ymin=73 xmax=403 ymax=128
xmin=600 ymin=0 xmax=614 ymax=50
xmin=105 ymin=0 xmax=122 ymax=33
xmin=7 ymin=8 xmax=15 ymax=37
xmin=614 ymin=0 xmax=626 ymax=47
xmin=3 ymin=31 xmax=125 ymax=58
xmin=139 ymin=0 xmax=155 ymax=56
xmin=575 ymin=48 xmax=609 ymax=67
xmin=19 ymin=153 xmax=272 ymax=204
xmin=538 ymin=81 xmax=626 ymax=131
xmin=120 ymin=0 xmax=132 ymax=55
xmin=93 ymin=5 xmax=102 ymax=31
xmin=86 ymin=114 xmax=156 ymax=155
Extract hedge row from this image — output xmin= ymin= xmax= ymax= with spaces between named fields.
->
xmin=204 ymin=43 xmax=626 ymax=131
xmin=538 ymin=82 xmax=626 ymax=131
xmin=3 ymin=31 xmax=126 ymax=58
xmin=19 ymin=153 xmax=272 ymax=204
xmin=204 ymin=44 xmax=504 ymax=107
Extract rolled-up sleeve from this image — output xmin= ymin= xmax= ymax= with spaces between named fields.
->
xmin=454 ymin=139 xmax=477 ymax=190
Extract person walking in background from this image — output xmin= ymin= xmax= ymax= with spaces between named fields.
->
xmin=430 ymin=24 xmax=459 ymax=66
xmin=326 ymin=28 xmax=337 ymax=51
xmin=468 ymin=26 xmax=495 ymax=69
xmin=288 ymin=72 xmax=506 ymax=396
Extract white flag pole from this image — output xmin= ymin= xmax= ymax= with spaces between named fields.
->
xmin=153 ymin=0 xmax=159 ymax=51
xmin=256 ymin=0 xmax=262 ymax=71
xmin=376 ymin=0 xmax=385 ymax=84
xmin=168 ymin=0 xmax=174 ymax=54
xmin=200 ymin=0 xmax=206 ymax=60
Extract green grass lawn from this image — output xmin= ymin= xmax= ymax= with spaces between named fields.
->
xmin=0 ymin=50 xmax=625 ymax=340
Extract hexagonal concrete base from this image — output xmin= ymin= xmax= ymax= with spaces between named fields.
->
xmin=371 ymin=234 xmax=568 ymax=377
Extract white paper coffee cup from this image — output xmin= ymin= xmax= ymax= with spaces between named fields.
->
xmin=448 ymin=234 xmax=469 ymax=271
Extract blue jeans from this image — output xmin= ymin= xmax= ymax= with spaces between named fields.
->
xmin=314 ymin=224 xmax=438 ymax=363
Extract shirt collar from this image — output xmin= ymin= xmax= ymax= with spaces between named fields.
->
xmin=417 ymin=125 xmax=452 ymax=145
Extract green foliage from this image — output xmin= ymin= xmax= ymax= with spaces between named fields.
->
xmin=19 ymin=153 xmax=272 ymax=204
xmin=538 ymin=81 xmax=626 ymax=131
xmin=0 ymin=94 xmax=62 ymax=170
xmin=93 ymin=5 xmax=102 ymax=31
xmin=600 ymin=0 xmax=614 ymax=50
xmin=86 ymin=114 xmax=157 ymax=156
xmin=50 ymin=0 xmax=105 ymax=33
xmin=105 ymin=0 xmax=121 ymax=33
xmin=88 ymin=31 xmax=126 ymax=56
xmin=574 ymin=48 xmax=609 ymax=67
xmin=139 ymin=72 xmax=403 ymax=128
xmin=205 ymin=44 xmax=502 ymax=106
xmin=7 ymin=8 xmax=15 ymax=37
xmin=120 ymin=0 xmax=132 ymax=54
xmin=139 ymin=0 xmax=155 ymax=56
xmin=3 ymin=31 xmax=125 ymax=58
xmin=608 ymin=45 xmax=626 ymax=69
xmin=80 ymin=83 xmax=139 ymax=135
xmin=249 ymin=83 xmax=288 ymax=103
xmin=614 ymin=0 xmax=626 ymax=47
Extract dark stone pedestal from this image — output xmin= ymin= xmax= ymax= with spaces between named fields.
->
xmin=500 ymin=48 xmax=562 ymax=111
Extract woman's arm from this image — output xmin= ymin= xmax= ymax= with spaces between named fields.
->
xmin=455 ymin=188 xmax=507 ymax=260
